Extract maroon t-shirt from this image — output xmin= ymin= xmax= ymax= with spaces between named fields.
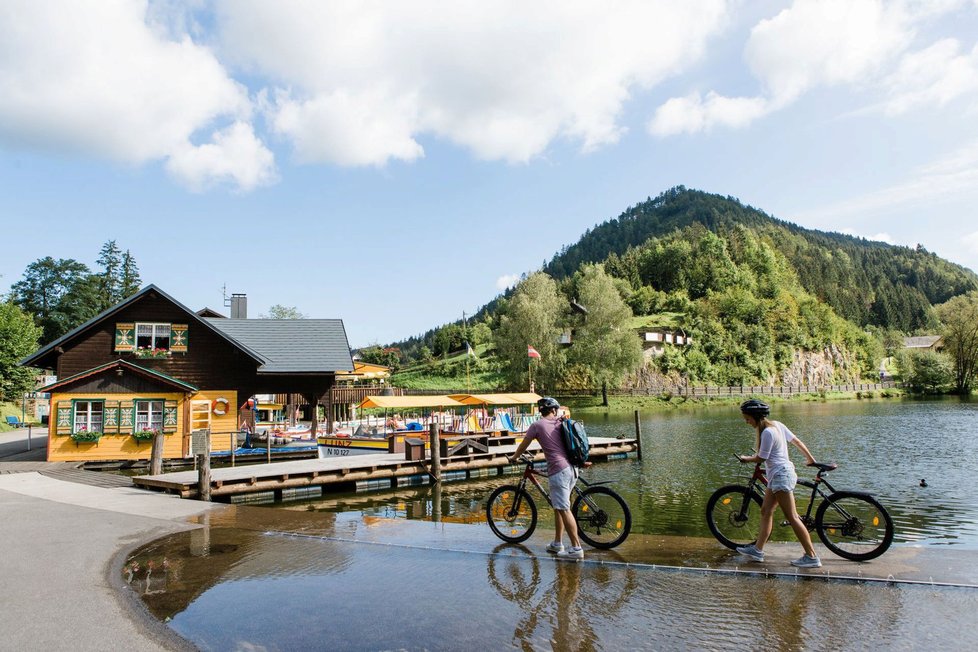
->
xmin=523 ymin=416 xmax=571 ymax=476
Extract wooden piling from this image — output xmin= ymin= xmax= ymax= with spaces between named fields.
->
xmin=634 ymin=410 xmax=643 ymax=460
xmin=197 ymin=428 xmax=211 ymax=502
xmin=429 ymin=422 xmax=441 ymax=483
xmin=150 ymin=431 xmax=164 ymax=475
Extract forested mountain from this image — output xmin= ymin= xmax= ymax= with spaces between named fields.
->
xmin=544 ymin=187 xmax=977 ymax=332
xmin=381 ymin=187 xmax=976 ymax=389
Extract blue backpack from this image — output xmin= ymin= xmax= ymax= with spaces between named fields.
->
xmin=561 ymin=418 xmax=590 ymax=467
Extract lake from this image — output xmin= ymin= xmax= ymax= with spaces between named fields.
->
xmin=293 ymin=396 xmax=978 ymax=548
xmin=126 ymin=397 xmax=978 ymax=650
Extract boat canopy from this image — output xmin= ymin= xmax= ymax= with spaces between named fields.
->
xmin=358 ymin=395 xmax=465 ymax=409
xmin=448 ymin=393 xmax=542 ymax=405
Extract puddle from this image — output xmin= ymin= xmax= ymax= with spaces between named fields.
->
xmin=124 ymin=503 xmax=978 ymax=650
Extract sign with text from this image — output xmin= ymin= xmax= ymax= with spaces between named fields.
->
xmin=191 ymin=429 xmax=210 ymax=456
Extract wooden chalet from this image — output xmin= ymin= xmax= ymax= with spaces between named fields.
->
xmin=19 ymin=285 xmax=353 ymax=462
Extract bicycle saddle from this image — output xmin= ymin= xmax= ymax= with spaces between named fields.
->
xmin=808 ymin=461 xmax=838 ymax=472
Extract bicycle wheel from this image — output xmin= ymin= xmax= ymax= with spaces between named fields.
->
xmin=815 ymin=491 xmax=894 ymax=561
xmin=573 ymin=486 xmax=631 ymax=549
xmin=487 ymin=485 xmax=538 ymax=544
xmin=706 ymin=485 xmax=763 ymax=550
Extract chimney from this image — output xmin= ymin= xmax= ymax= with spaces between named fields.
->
xmin=230 ymin=293 xmax=248 ymax=319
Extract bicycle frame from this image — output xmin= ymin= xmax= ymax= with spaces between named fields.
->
xmin=741 ymin=463 xmax=846 ymax=529
xmin=512 ymin=458 xmax=608 ymax=512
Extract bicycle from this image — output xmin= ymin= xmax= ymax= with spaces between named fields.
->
xmin=706 ymin=458 xmax=894 ymax=561
xmin=486 ymin=454 xmax=632 ymax=549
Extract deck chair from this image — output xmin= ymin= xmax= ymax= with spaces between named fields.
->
xmin=5 ymin=416 xmax=24 ymax=427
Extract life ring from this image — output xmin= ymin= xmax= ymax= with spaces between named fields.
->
xmin=212 ymin=397 xmax=230 ymax=416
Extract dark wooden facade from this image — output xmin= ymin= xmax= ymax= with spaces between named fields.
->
xmin=24 ymin=286 xmax=348 ymax=461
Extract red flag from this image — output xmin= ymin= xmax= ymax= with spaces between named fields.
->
xmin=527 ymin=345 xmax=541 ymax=359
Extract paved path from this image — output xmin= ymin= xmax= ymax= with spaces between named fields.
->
xmin=0 ymin=472 xmax=221 ymax=651
xmin=0 ymin=425 xmax=48 ymax=463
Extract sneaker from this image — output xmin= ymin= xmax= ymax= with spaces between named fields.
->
xmin=546 ymin=541 xmax=565 ymax=554
xmin=735 ymin=544 xmax=765 ymax=562
xmin=790 ymin=554 xmax=822 ymax=569
xmin=556 ymin=546 xmax=584 ymax=561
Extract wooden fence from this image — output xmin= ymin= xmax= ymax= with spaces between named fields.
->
xmin=339 ymin=382 xmax=898 ymax=401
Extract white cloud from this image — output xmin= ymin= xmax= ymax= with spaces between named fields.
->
xmin=795 ymin=139 xmax=978 ymax=220
xmin=840 ymin=229 xmax=895 ymax=244
xmin=165 ymin=122 xmax=277 ymax=192
xmin=216 ymin=0 xmax=730 ymax=165
xmin=882 ymin=39 xmax=978 ymax=115
xmin=650 ymin=0 xmax=977 ymax=135
xmin=745 ymin=0 xmax=908 ymax=105
xmin=649 ymin=92 xmax=769 ymax=136
xmin=496 ymin=274 xmax=521 ymax=291
xmin=0 ymin=0 xmax=272 ymax=191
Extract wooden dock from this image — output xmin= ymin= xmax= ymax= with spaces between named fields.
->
xmin=131 ymin=437 xmax=638 ymax=500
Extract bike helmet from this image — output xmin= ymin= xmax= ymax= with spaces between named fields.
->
xmin=537 ymin=397 xmax=560 ymax=413
xmin=740 ymin=399 xmax=770 ymax=418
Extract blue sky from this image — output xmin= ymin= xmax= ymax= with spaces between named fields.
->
xmin=2 ymin=1 xmax=978 ymax=347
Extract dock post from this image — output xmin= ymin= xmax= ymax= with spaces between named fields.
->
xmin=150 ymin=430 xmax=164 ymax=475
xmin=634 ymin=410 xmax=643 ymax=461
xmin=432 ymin=481 xmax=442 ymax=523
xmin=197 ymin=428 xmax=211 ymax=502
xmin=429 ymin=422 xmax=441 ymax=483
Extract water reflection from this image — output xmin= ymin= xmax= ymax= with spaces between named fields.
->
xmin=488 ymin=545 xmax=637 ymax=650
xmin=126 ymin=515 xmax=978 ymax=650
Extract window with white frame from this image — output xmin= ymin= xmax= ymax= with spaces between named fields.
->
xmin=136 ymin=323 xmax=171 ymax=351
xmin=135 ymin=400 xmax=164 ymax=432
xmin=74 ymin=401 xmax=104 ymax=433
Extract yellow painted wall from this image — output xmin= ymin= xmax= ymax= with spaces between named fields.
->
xmin=189 ymin=390 xmax=241 ymax=455
xmin=48 ymin=390 xmax=238 ymax=462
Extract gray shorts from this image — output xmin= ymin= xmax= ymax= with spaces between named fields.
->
xmin=549 ymin=465 xmax=577 ymax=510
xmin=769 ymin=466 xmax=797 ymax=493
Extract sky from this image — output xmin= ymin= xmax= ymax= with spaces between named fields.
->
xmin=2 ymin=0 xmax=978 ymax=348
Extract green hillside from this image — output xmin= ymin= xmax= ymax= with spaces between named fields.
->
xmin=387 ymin=187 xmax=977 ymax=391
xmin=545 ymin=187 xmax=977 ymax=332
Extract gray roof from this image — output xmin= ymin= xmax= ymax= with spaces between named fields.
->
xmin=205 ymin=319 xmax=354 ymax=374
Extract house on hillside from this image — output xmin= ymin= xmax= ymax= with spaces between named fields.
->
xmin=637 ymin=328 xmax=691 ymax=357
xmin=19 ymin=285 xmax=353 ymax=463
xmin=902 ymin=335 xmax=943 ymax=351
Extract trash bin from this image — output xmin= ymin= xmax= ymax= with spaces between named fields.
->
xmin=404 ymin=438 xmax=425 ymax=461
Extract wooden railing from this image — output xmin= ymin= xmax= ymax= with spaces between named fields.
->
xmin=326 ymin=382 xmax=899 ymax=403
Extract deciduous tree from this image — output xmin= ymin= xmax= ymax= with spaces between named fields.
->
xmin=11 ymin=257 xmax=94 ymax=344
xmin=566 ymin=265 xmax=643 ymax=404
xmin=494 ymin=272 xmax=566 ymax=390
xmin=935 ymin=292 xmax=978 ymax=393
xmin=0 ymin=300 xmax=43 ymax=400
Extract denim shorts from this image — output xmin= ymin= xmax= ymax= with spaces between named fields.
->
xmin=549 ymin=465 xmax=578 ymax=510
xmin=769 ymin=466 xmax=797 ymax=493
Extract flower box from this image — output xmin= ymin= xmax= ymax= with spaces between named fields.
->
xmin=70 ymin=431 xmax=102 ymax=443
xmin=134 ymin=348 xmax=172 ymax=359
xmin=132 ymin=430 xmax=159 ymax=442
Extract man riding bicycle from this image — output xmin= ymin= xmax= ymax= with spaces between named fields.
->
xmin=508 ymin=397 xmax=584 ymax=560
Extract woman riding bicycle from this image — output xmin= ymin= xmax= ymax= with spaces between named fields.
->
xmin=508 ymin=397 xmax=584 ymax=561
xmin=735 ymin=399 xmax=822 ymax=568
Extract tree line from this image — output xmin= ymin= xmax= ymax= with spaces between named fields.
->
xmin=0 ymin=241 xmax=141 ymax=400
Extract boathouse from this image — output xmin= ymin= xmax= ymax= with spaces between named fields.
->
xmin=19 ymin=285 xmax=353 ymax=462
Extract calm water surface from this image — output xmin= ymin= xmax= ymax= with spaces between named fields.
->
xmin=304 ymin=397 xmax=978 ymax=547
xmin=126 ymin=398 xmax=978 ymax=650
